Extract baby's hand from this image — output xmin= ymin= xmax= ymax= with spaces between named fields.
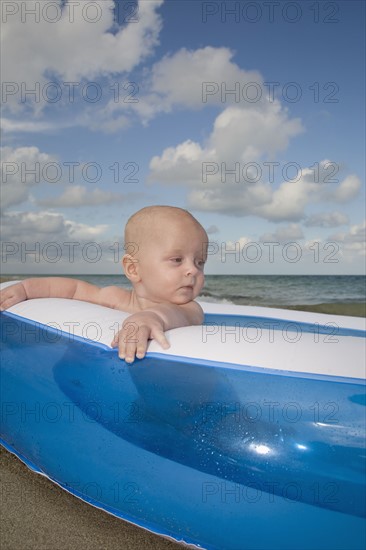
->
xmin=0 ymin=283 xmax=27 ymax=311
xmin=111 ymin=311 xmax=170 ymax=363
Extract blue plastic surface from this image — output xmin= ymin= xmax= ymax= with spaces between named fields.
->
xmin=1 ymin=311 xmax=365 ymax=550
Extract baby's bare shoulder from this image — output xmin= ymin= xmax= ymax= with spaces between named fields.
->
xmin=97 ymin=285 xmax=132 ymax=311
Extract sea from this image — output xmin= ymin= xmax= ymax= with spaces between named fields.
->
xmin=3 ymin=274 xmax=365 ymax=317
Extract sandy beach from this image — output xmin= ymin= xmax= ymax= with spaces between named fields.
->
xmin=1 ymin=446 xmax=181 ymax=550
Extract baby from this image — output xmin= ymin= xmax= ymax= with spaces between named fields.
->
xmin=0 ymin=206 xmax=208 ymax=363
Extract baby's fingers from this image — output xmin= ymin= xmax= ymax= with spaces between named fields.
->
xmin=151 ymin=327 xmax=170 ymax=350
xmin=111 ymin=323 xmax=148 ymax=364
xmin=123 ymin=325 xmax=149 ymax=363
xmin=111 ymin=321 xmax=138 ymax=350
xmin=0 ymin=284 xmax=26 ymax=311
xmin=0 ymin=294 xmax=17 ymax=311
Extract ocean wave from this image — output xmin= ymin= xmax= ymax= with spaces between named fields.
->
xmin=200 ymin=290 xmax=262 ymax=303
xmin=198 ymin=293 xmax=234 ymax=305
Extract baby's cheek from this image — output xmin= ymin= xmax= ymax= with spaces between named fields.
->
xmin=198 ymin=274 xmax=205 ymax=288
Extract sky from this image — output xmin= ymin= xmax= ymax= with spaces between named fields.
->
xmin=1 ymin=0 xmax=365 ymax=275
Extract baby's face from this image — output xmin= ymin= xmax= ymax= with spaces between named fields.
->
xmin=136 ymin=218 xmax=207 ymax=305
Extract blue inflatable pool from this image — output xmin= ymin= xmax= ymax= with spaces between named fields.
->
xmin=1 ymin=285 xmax=365 ymax=550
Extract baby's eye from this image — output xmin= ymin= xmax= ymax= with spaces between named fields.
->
xmin=171 ymin=257 xmax=183 ymax=263
xmin=196 ymin=259 xmax=205 ymax=268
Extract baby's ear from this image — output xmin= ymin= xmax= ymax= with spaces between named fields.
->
xmin=122 ymin=254 xmax=140 ymax=282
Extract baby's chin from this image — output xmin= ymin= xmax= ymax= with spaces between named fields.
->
xmin=169 ymin=294 xmax=198 ymax=305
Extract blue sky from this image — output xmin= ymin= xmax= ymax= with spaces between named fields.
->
xmin=1 ymin=0 xmax=365 ymax=275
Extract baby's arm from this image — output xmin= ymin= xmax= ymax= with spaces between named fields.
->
xmin=112 ymin=301 xmax=203 ymax=363
xmin=1 ymin=278 xmax=203 ymax=364
xmin=0 ymin=277 xmax=130 ymax=311
xmin=1 ymin=278 xmax=81 ymax=310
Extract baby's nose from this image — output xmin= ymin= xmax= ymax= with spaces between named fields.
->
xmin=186 ymin=261 xmax=198 ymax=275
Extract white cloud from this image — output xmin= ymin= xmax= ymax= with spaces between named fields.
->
xmin=0 ymin=185 xmax=28 ymax=211
xmin=254 ymin=168 xmax=320 ymax=222
xmin=225 ymin=236 xmax=253 ymax=250
xmin=66 ymin=220 xmax=108 ymax=240
xmin=2 ymin=0 xmax=163 ymax=112
xmin=329 ymin=220 xmax=366 ymax=245
xmin=97 ymin=46 xmax=264 ymax=126
xmin=149 ymin=139 xmax=206 ymax=185
xmin=1 ymin=118 xmax=65 ymax=133
xmin=152 ymin=46 xmax=261 ymax=107
xmin=1 ymin=210 xmax=108 ymax=242
xmin=206 ymin=225 xmax=219 ymax=235
xmin=255 ymin=166 xmax=361 ymax=222
xmin=149 ymin=103 xmax=303 ymax=186
xmin=328 ymin=175 xmax=361 ymax=203
xmin=187 ymin=184 xmax=272 ymax=217
xmin=149 ymin=103 xmax=361 ymax=222
xmin=1 ymin=146 xmax=143 ymax=210
xmin=328 ymin=221 xmax=366 ymax=259
xmin=37 ymin=185 xmax=128 ymax=207
xmin=305 ymin=211 xmax=349 ymax=227
xmin=1 ymin=146 xmax=59 ymax=209
xmin=88 ymin=45 xmax=289 ymax=131
xmin=132 ymin=46 xmax=264 ymax=121
xmin=259 ymin=224 xmax=304 ymax=243
xmin=0 ymin=145 xmax=129 ymax=271
xmin=0 ymin=210 xmax=115 ymax=273
xmin=1 ymin=211 xmax=70 ymax=240
xmin=210 ymin=103 xmax=303 ymax=161
xmin=1 ymin=146 xmax=58 ymax=181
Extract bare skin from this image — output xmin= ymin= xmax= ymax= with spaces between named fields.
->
xmin=0 ymin=206 xmax=208 ymax=363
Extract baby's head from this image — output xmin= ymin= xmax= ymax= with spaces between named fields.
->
xmin=123 ymin=206 xmax=208 ymax=305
